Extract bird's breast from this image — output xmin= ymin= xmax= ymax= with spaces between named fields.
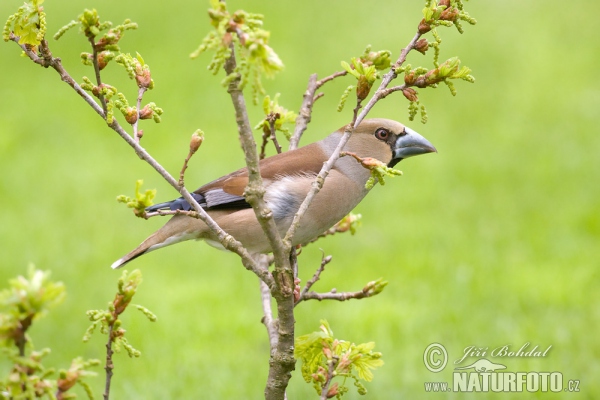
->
xmin=264 ymin=170 xmax=368 ymax=246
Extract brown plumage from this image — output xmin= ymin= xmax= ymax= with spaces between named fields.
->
xmin=111 ymin=118 xmax=436 ymax=269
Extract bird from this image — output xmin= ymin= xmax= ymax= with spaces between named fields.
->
xmin=111 ymin=118 xmax=436 ymax=269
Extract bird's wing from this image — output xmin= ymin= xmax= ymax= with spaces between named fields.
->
xmin=196 ymin=143 xmax=326 ymax=209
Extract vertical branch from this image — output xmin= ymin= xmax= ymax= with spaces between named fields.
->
xmin=222 ymin=47 xmax=295 ymax=400
xmin=289 ymin=74 xmax=318 ymax=151
xmin=260 ymin=280 xmax=278 ymax=355
xmin=103 ymin=325 xmax=114 ymax=400
xmin=87 ymin=36 xmax=108 ymax=114
xmin=15 ymin=315 xmax=33 ymax=357
xmin=132 ymin=87 xmax=147 ymax=142
xmin=267 ymin=114 xmax=283 ymax=155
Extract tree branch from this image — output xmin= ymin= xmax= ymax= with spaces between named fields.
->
xmin=103 ymin=324 xmax=114 ymax=400
xmin=289 ymin=74 xmax=317 ymax=150
xmin=355 ymin=31 xmax=422 ymax=124
xmin=320 ymin=356 xmax=339 ymax=400
xmin=222 ymin=45 xmax=295 ymax=400
xmin=289 ymin=70 xmax=348 ymax=151
xmin=259 ymin=279 xmax=278 ymax=355
xmin=298 ymin=287 xmax=381 ymax=303
xmin=132 ymin=87 xmax=147 ymax=143
xmin=87 ymin=36 xmax=108 ymax=114
xmin=9 ymin=35 xmax=274 ymax=288
xmin=296 ymin=253 xmax=332 ymax=307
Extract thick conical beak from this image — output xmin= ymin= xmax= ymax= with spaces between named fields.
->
xmin=393 ymin=127 xmax=437 ymax=160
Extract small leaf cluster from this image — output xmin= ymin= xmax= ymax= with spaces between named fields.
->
xmin=191 ymin=0 xmax=284 ymax=104
xmin=362 ymin=278 xmax=388 ymax=297
xmin=116 ymin=180 xmax=156 ymax=217
xmin=341 ymin=46 xmax=391 ymax=103
xmin=398 ymin=56 xmax=474 ymax=122
xmin=333 ymin=213 xmax=362 ymax=236
xmin=54 ymin=9 xmax=162 ymax=131
xmin=420 ymin=0 xmax=476 ymax=34
xmin=341 ymin=152 xmax=403 ymax=190
xmin=3 ymin=0 xmax=46 ymax=48
xmin=295 ymin=320 xmax=384 ymax=398
xmin=54 ymin=9 xmax=137 ymax=71
xmin=55 ymin=357 xmax=100 ymax=400
xmin=254 ymin=94 xmax=297 ymax=140
xmin=110 ymin=93 xmax=163 ymax=126
xmin=0 ymin=266 xmax=65 ymax=348
xmin=337 ymin=45 xmax=391 ymax=111
xmin=84 ymin=270 xmax=156 ymax=358
xmin=0 ymin=267 xmax=98 ymax=399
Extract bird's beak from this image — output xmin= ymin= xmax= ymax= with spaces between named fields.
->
xmin=393 ymin=127 xmax=437 ymax=160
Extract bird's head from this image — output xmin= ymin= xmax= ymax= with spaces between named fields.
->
xmin=346 ymin=118 xmax=437 ymax=168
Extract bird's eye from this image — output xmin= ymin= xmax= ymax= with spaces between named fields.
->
xmin=375 ymin=128 xmax=389 ymax=141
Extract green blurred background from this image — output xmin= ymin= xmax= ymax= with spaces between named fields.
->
xmin=1 ymin=1 xmax=598 ymax=399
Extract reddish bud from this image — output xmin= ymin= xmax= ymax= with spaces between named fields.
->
xmin=139 ymin=105 xmax=153 ymax=120
xmin=402 ymin=88 xmax=419 ymax=102
xmin=418 ymin=18 xmax=432 ymax=34
xmin=439 ymin=0 xmax=451 ymax=7
xmin=360 ymin=157 xmax=385 ymax=169
xmin=124 ymin=107 xmax=138 ymax=124
xmin=137 ymin=130 xmax=144 ymax=139
xmin=57 ymin=371 xmax=78 ymax=392
xmin=404 ymin=71 xmax=416 ymax=85
xmin=190 ymin=132 xmax=204 ymax=153
xmin=356 ymin=75 xmax=372 ymax=101
xmin=135 ymin=66 xmax=152 ymax=89
xmin=415 ymin=38 xmax=429 ymax=55
xmin=440 ymin=7 xmax=459 ymax=21
xmin=326 ymin=383 xmax=340 ymax=399
xmin=97 ymin=53 xmax=108 ymax=70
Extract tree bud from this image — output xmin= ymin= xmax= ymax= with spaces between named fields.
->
xmin=418 ymin=18 xmax=432 ymax=34
xmin=190 ymin=131 xmax=204 ymax=153
xmin=135 ymin=66 xmax=152 ymax=89
xmin=124 ymin=107 xmax=138 ymax=124
xmin=139 ymin=105 xmax=153 ymax=120
xmin=440 ymin=7 xmax=459 ymax=21
xmin=415 ymin=38 xmax=429 ymax=54
xmin=402 ymin=88 xmax=419 ymax=102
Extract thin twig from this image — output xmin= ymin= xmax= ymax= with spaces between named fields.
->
xmin=259 ymin=278 xmax=278 ymax=355
xmin=15 ymin=315 xmax=33 ymax=357
xmin=88 ymin=36 xmax=108 ymax=114
xmin=320 ymin=356 xmax=339 ymax=400
xmin=268 ymin=114 xmax=283 ymax=155
xmin=103 ymin=325 xmax=114 ymax=400
xmin=179 ymin=148 xmax=195 ymax=187
xmin=289 ymin=73 xmax=318 ymax=150
xmin=313 ymin=92 xmax=325 ymax=103
xmin=132 ymin=87 xmax=147 ymax=143
xmin=316 ymin=70 xmax=348 ymax=89
xmin=296 ymin=253 xmax=332 ymax=307
xmin=298 ymin=287 xmax=380 ymax=303
xmin=259 ymin=129 xmax=270 ymax=160
xmin=289 ymin=70 xmax=348 ymax=151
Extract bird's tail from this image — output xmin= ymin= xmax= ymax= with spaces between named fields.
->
xmin=110 ymin=215 xmax=199 ymax=269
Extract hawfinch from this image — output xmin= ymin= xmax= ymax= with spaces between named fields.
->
xmin=111 ymin=118 xmax=435 ymax=269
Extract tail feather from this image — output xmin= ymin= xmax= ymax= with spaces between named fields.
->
xmin=110 ymin=215 xmax=201 ymax=269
